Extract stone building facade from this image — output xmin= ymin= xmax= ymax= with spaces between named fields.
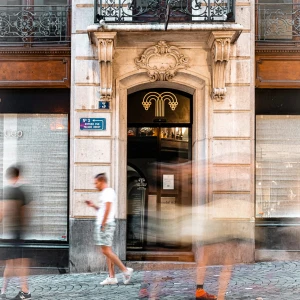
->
xmin=70 ymin=0 xmax=255 ymax=272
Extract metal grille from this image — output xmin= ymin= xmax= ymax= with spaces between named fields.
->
xmin=94 ymin=0 xmax=235 ymax=23
xmin=256 ymin=115 xmax=300 ymax=218
xmin=0 ymin=114 xmax=69 ymax=241
xmin=0 ymin=5 xmax=71 ymax=45
xmin=256 ymin=2 xmax=300 ymax=42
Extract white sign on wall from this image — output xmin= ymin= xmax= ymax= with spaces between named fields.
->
xmin=163 ymin=174 xmax=174 ymax=190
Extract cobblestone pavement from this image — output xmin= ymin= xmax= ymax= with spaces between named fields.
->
xmin=1 ymin=261 xmax=300 ymax=299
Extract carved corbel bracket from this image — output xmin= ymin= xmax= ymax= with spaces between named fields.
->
xmin=91 ymin=32 xmax=117 ymax=101
xmin=208 ymin=31 xmax=236 ymax=101
xmin=135 ymin=40 xmax=189 ymax=81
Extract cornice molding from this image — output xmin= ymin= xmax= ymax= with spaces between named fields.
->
xmin=0 ymin=48 xmax=71 ymax=56
xmin=256 ymin=49 xmax=300 ymax=53
xmin=255 ymin=42 xmax=300 ymax=54
xmin=87 ymin=22 xmax=244 ymax=33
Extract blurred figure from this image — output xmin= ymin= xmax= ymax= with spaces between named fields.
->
xmin=85 ymin=173 xmax=133 ymax=285
xmin=0 ymin=166 xmax=31 ymax=300
xmin=150 ymin=160 xmax=252 ymax=299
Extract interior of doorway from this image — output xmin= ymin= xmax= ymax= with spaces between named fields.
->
xmin=126 ymin=88 xmax=194 ymax=261
xmin=126 ymin=126 xmax=193 ymax=261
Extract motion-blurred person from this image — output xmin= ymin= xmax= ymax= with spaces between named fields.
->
xmin=151 ymin=160 xmax=251 ymax=299
xmin=85 ymin=173 xmax=133 ymax=285
xmin=0 ymin=166 xmax=31 ymax=299
xmin=194 ymin=196 xmax=253 ymax=300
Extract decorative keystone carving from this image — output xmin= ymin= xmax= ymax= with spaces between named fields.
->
xmin=208 ymin=31 xmax=236 ymax=101
xmin=135 ymin=41 xmax=189 ymax=81
xmin=91 ymin=32 xmax=117 ymax=100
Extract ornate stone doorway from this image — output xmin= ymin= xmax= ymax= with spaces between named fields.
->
xmin=114 ymin=66 xmax=207 ymax=263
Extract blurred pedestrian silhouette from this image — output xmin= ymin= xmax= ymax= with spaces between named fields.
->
xmin=142 ymin=160 xmax=252 ymax=300
xmin=0 ymin=166 xmax=31 ymax=300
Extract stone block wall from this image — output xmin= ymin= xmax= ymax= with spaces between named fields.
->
xmin=70 ymin=0 xmax=118 ymax=273
xmin=206 ymin=0 xmax=255 ymax=263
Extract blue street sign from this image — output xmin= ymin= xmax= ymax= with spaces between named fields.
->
xmin=80 ymin=118 xmax=106 ymax=130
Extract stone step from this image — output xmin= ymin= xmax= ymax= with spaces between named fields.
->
xmin=127 ymin=250 xmax=194 ymax=260
xmin=125 ymin=251 xmax=195 ymax=270
xmin=125 ymin=260 xmax=196 ymax=271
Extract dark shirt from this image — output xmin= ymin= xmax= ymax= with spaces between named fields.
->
xmin=1 ymin=184 xmax=27 ymax=240
xmin=3 ymin=185 xmax=26 ymax=204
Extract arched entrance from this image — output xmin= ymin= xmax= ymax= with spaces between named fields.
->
xmin=115 ymin=71 xmax=207 ymax=263
xmin=126 ymin=88 xmax=193 ymax=261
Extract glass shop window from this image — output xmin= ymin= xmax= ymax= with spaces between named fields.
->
xmin=0 ymin=114 xmax=68 ymax=241
xmin=256 ymin=115 xmax=300 ymax=218
xmin=0 ymin=0 xmax=69 ymax=45
xmin=257 ymin=0 xmax=295 ymax=41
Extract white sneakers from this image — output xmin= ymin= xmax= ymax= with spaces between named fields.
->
xmin=123 ymin=268 xmax=134 ymax=284
xmin=100 ymin=268 xmax=134 ymax=285
xmin=100 ymin=277 xmax=118 ymax=285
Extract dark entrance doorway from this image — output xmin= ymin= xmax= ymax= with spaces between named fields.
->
xmin=126 ymin=89 xmax=193 ymax=261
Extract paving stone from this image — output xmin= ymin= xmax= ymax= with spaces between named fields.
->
xmin=1 ymin=261 xmax=300 ymax=299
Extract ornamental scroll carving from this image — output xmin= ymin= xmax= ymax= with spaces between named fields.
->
xmin=93 ymin=32 xmax=117 ymax=100
xmin=135 ymin=41 xmax=189 ymax=81
xmin=208 ymin=32 xmax=235 ymax=101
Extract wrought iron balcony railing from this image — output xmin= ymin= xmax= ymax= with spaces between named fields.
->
xmin=0 ymin=5 xmax=71 ymax=46
xmin=256 ymin=3 xmax=300 ymax=42
xmin=94 ymin=0 xmax=235 ymax=24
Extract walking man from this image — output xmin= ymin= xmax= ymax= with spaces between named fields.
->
xmin=86 ymin=173 xmax=133 ymax=285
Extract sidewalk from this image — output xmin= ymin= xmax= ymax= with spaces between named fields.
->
xmin=1 ymin=260 xmax=300 ymax=299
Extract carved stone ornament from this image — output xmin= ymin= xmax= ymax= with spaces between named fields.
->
xmin=208 ymin=31 xmax=235 ymax=101
xmin=134 ymin=41 xmax=189 ymax=81
xmin=92 ymin=32 xmax=117 ymax=100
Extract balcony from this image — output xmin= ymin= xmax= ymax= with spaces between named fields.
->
xmin=256 ymin=2 xmax=300 ymax=43
xmin=0 ymin=5 xmax=71 ymax=46
xmin=94 ymin=0 xmax=235 ymax=24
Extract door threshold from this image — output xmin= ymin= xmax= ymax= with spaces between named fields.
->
xmin=126 ymin=251 xmax=194 ymax=262
xmin=125 ymin=260 xmax=196 ymax=271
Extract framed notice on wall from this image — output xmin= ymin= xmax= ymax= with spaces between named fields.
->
xmin=163 ymin=174 xmax=174 ymax=190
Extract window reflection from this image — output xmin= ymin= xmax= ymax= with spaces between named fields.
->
xmin=257 ymin=0 xmax=295 ymax=41
xmin=0 ymin=114 xmax=68 ymax=241
xmin=256 ymin=115 xmax=300 ymax=218
xmin=127 ymin=127 xmax=189 ymax=141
